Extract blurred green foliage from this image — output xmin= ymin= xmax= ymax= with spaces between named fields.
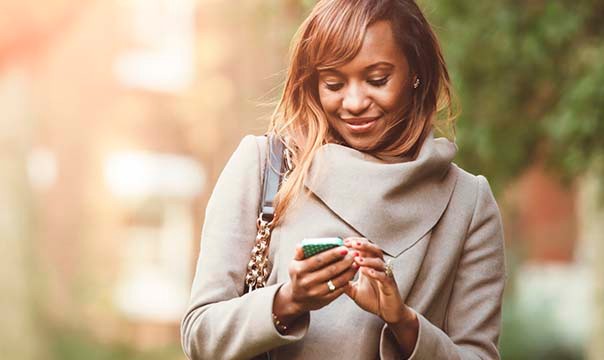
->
xmin=295 ymin=0 xmax=604 ymax=192
xmin=423 ymin=0 xmax=604 ymax=192
xmin=500 ymin=300 xmax=582 ymax=360
xmin=47 ymin=327 xmax=183 ymax=360
xmin=419 ymin=1 xmax=603 ymax=358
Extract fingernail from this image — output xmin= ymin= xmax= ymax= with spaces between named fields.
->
xmin=340 ymin=249 xmax=348 ymax=255
xmin=353 ymin=252 xmax=360 ymax=257
xmin=343 ymin=239 xmax=350 ymax=245
xmin=356 ymin=241 xmax=361 ymax=246
xmin=356 ymin=257 xmax=364 ymax=263
xmin=352 ymin=262 xmax=359 ymax=269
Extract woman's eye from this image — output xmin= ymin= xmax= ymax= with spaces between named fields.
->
xmin=368 ymin=77 xmax=389 ymax=87
xmin=324 ymin=82 xmax=344 ymax=91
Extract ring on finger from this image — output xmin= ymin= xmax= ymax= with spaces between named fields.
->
xmin=384 ymin=259 xmax=394 ymax=278
xmin=327 ymin=279 xmax=336 ymax=292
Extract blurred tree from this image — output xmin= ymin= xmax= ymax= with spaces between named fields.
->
xmin=420 ymin=0 xmax=604 ymax=191
xmin=292 ymin=0 xmax=604 ymax=191
xmin=419 ymin=1 xmax=603 ymax=359
xmin=0 ymin=1 xmax=88 ymax=358
xmin=576 ymin=171 xmax=604 ymax=360
xmin=0 ymin=69 xmax=40 ymax=360
xmin=0 ymin=0 xmax=86 ymax=61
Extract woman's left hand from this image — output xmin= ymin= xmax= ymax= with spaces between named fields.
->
xmin=343 ymin=237 xmax=406 ymax=324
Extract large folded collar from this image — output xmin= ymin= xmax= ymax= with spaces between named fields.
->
xmin=304 ymin=132 xmax=459 ymax=257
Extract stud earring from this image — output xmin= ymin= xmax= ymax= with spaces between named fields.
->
xmin=413 ymin=77 xmax=420 ymax=89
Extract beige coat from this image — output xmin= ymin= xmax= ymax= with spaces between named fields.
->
xmin=181 ymin=133 xmax=506 ymax=360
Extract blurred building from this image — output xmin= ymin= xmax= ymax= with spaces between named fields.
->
xmin=501 ymin=163 xmax=594 ymax=357
xmin=2 ymin=0 xmax=206 ymax=352
xmin=0 ymin=0 xmax=305 ymax=358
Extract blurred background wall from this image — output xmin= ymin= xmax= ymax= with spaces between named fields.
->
xmin=0 ymin=1 xmax=602 ymax=359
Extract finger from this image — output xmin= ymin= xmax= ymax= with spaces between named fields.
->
xmin=359 ymin=266 xmax=395 ymax=286
xmin=302 ymin=246 xmax=350 ymax=273
xmin=343 ymin=281 xmax=355 ymax=299
xmin=309 ymin=253 xmax=357 ymax=284
xmin=348 ymin=238 xmax=383 ymax=259
xmin=294 ymin=244 xmax=305 ymax=261
xmin=353 ymin=256 xmax=385 ymax=271
xmin=289 ymin=254 xmax=352 ymax=297
xmin=344 ymin=237 xmax=373 ymax=258
xmin=320 ymin=266 xmax=358 ymax=296
xmin=353 ymin=239 xmax=383 ymax=259
xmin=305 ymin=263 xmax=357 ymax=299
xmin=343 ymin=237 xmax=362 ymax=248
xmin=322 ymin=286 xmax=347 ymax=302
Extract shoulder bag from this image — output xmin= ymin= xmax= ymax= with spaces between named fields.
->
xmin=244 ymin=134 xmax=292 ymax=293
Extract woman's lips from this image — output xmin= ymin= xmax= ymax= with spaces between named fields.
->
xmin=341 ymin=116 xmax=381 ymax=134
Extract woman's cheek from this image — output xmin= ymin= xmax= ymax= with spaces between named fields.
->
xmin=319 ymin=93 xmax=341 ymax=115
xmin=377 ymin=89 xmax=405 ymax=112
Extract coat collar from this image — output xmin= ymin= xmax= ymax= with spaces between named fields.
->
xmin=304 ymin=132 xmax=459 ymax=257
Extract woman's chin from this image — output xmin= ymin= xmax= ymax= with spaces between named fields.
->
xmin=342 ymin=135 xmax=378 ymax=152
xmin=333 ymin=122 xmax=387 ymax=151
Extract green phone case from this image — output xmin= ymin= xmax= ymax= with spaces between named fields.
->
xmin=301 ymin=237 xmax=344 ymax=258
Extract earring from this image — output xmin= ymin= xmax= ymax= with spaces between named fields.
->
xmin=413 ymin=77 xmax=420 ymax=89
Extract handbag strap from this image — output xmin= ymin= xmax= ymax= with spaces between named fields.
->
xmin=259 ymin=134 xmax=286 ymax=222
xmin=245 ymin=134 xmax=290 ymax=293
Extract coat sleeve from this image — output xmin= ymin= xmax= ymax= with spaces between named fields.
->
xmin=380 ymin=175 xmax=506 ymax=360
xmin=180 ymin=135 xmax=310 ymax=360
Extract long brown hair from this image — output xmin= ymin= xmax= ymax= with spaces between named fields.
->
xmin=268 ymin=0 xmax=456 ymax=225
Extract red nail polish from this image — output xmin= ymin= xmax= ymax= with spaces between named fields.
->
xmin=340 ymin=249 xmax=348 ymax=255
xmin=358 ymin=258 xmax=364 ymax=263
xmin=356 ymin=241 xmax=361 ymax=246
xmin=354 ymin=252 xmax=360 ymax=257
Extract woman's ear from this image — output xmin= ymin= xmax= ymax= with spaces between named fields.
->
xmin=413 ymin=76 xmax=420 ymax=89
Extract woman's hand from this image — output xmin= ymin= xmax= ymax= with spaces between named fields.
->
xmin=343 ymin=237 xmax=419 ymax=356
xmin=342 ymin=237 xmax=407 ymax=324
xmin=273 ymin=244 xmax=358 ymax=325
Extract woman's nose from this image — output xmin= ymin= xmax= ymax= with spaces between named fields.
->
xmin=342 ymin=83 xmax=370 ymax=115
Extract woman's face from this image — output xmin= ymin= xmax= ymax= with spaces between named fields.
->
xmin=317 ymin=20 xmax=411 ymax=151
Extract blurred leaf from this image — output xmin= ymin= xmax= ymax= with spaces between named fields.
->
xmin=425 ymin=0 xmax=604 ymax=194
xmin=48 ymin=327 xmax=182 ymax=360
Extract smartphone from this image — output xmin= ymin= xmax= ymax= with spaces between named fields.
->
xmin=301 ymin=237 xmax=344 ymax=259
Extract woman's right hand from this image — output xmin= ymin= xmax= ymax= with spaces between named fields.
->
xmin=272 ymin=245 xmax=358 ymax=326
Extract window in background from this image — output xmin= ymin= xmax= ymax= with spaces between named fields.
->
xmin=104 ymin=150 xmax=205 ymax=322
xmin=114 ymin=0 xmax=196 ymax=92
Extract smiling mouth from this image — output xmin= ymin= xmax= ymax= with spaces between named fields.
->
xmin=341 ymin=116 xmax=381 ymax=125
xmin=340 ymin=116 xmax=381 ymax=133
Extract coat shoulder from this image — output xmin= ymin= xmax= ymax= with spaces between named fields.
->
xmin=451 ymin=163 xmax=479 ymax=190
xmin=221 ymin=134 xmax=267 ymax=178
xmin=236 ymin=134 xmax=267 ymax=160
xmin=448 ymin=163 xmax=498 ymax=213
xmin=450 ymin=163 xmax=494 ymax=192
xmin=206 ymin=134 xmax=267 ymax=211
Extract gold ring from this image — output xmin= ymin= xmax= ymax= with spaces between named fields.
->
xmin=327 ymin=280 xmax=336 ymax=292
xmin=384 ymin=259 xmax=394 ymax=278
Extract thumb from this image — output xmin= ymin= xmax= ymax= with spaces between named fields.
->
xmin=294 ymin=244 xmax=305 ymax=261
xmin=343 ymin=281 xmax=355 ymax=299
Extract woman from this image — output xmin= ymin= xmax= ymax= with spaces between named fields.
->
xmin=181 ymin=0 xmax=505 ymax=359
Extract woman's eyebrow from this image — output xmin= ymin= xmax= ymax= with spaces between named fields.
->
xmin=317 ymin=68 xmax=342 ymax=75
xmin=365 ymin=61 xmax=395 ymax=70
xmin=318 ymin=61 xmax=395 ymax=75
